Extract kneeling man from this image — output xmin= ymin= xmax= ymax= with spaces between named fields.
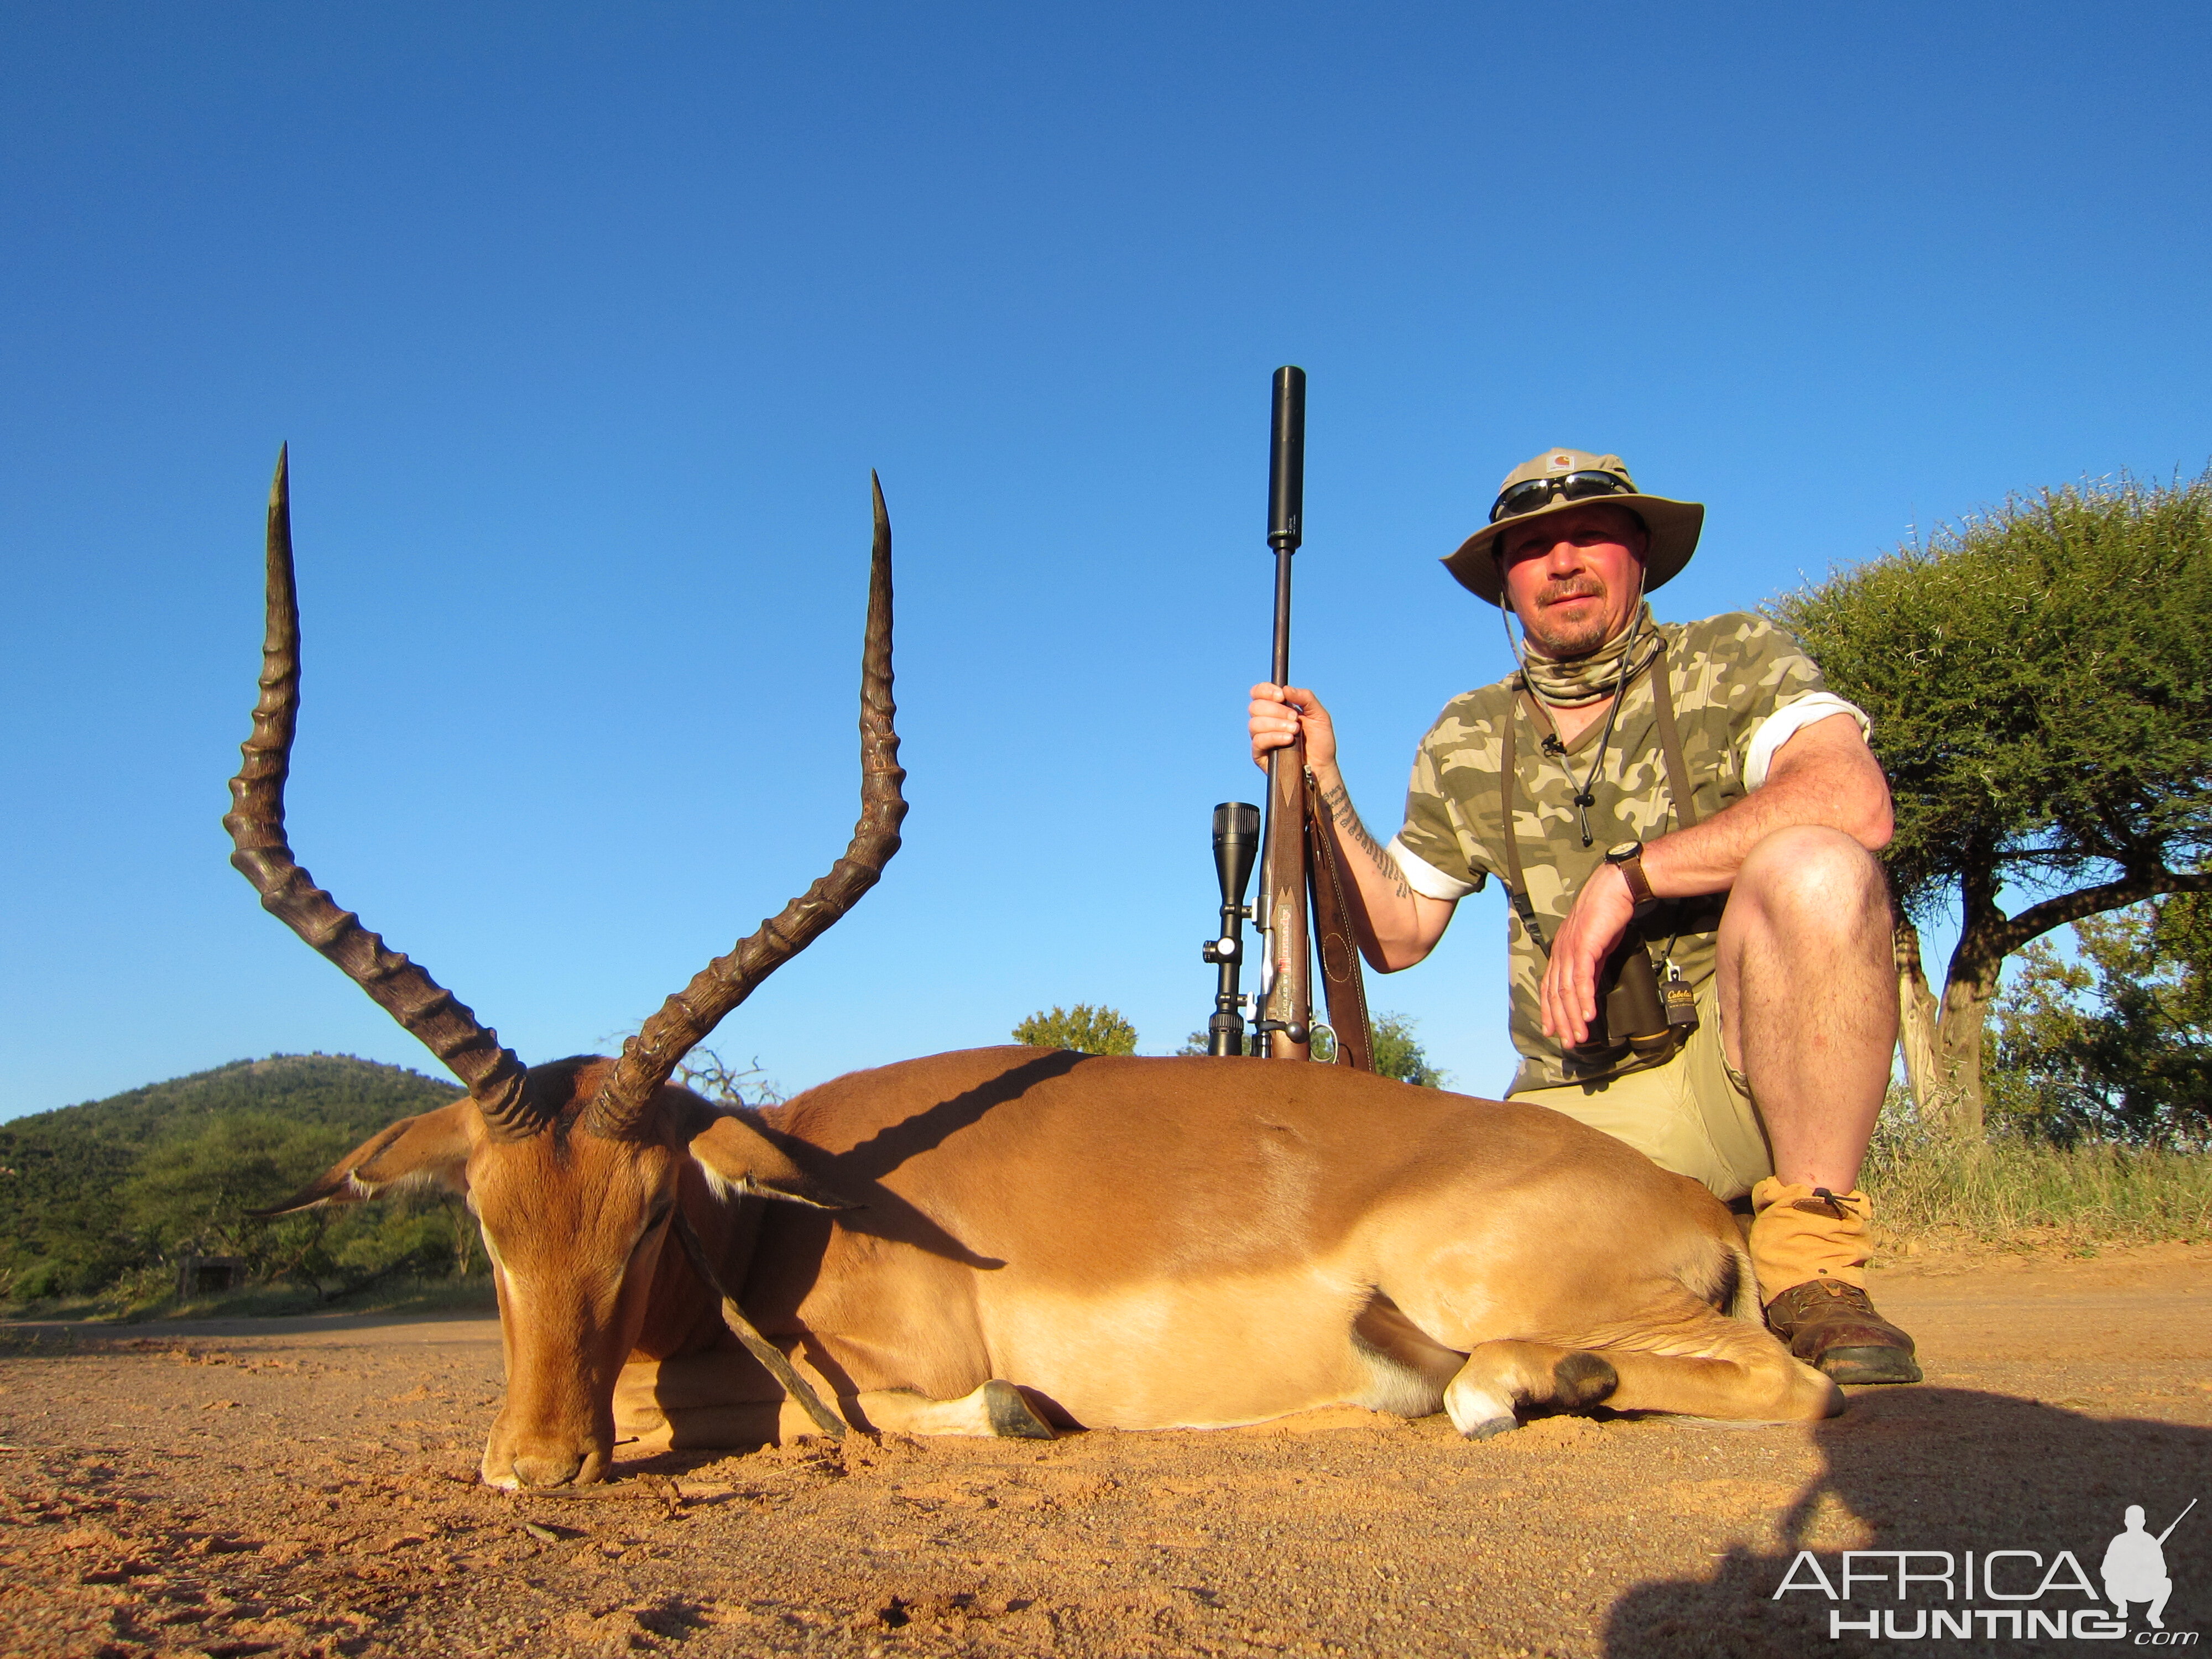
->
xmin=1249 ymin=447 xmax=1918 ymax=1382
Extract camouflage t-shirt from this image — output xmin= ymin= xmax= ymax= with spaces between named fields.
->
xmin=1386 ymin=613 xmax=1863 ymax=1094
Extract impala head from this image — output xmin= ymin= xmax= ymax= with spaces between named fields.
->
xmin=230 ymin=450 xmax=902 ymax=1488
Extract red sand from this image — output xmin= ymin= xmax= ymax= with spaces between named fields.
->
xmin=3 ymin=1244 xmax=2206 ymax=1657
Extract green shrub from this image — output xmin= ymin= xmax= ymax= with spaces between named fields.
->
xmin=1013 ymin=1004 xmax=1139 ymax=1056
xmin=1175 ymin=1011 xmax=1445 ymax=1085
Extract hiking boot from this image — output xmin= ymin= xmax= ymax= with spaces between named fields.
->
xmin=1764 ymin=1279 xmax=1923 ymax=1385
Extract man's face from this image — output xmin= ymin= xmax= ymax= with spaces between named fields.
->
xmin=1496 ymin=503 xmax=1650 ymax=658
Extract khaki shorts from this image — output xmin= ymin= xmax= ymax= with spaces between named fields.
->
xmin=1509 ymin=977 xmax=1772 ymax=1201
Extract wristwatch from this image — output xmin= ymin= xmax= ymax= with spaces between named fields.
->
xmin=1605 ymin=841 xmax=1660 ymax=915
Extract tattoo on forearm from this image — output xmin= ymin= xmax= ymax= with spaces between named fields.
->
xmin=1321 ymin=781 xmax=1411 ymax=902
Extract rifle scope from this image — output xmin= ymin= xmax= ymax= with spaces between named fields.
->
xmin=1202 ymin=801 xmax=1261 ymax=1056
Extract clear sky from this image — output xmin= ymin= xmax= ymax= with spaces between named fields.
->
xmin=4 ymin=4 xmax=2207 ymax=1117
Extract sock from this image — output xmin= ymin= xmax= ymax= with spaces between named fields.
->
xmin=1749 ymin=1177 xmax=1871 ymax=1302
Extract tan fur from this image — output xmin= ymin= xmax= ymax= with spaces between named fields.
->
xmin=736 ymin=1049 xmax=1839 ymax=1438
xmin=280 ymin=1047 xmax=1839 ymax=1486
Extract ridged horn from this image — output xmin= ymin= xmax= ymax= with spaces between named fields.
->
xmin=585 ymin=472 xmax=906 ymax=1137
xmin=222 ymin=447 xmax=540 ymax=1140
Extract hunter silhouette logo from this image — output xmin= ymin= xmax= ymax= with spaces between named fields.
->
xmin=2106 ymin=1501 xmax=2194 ymax=1631
xmin=1772 ymin=1496 xmax=2198 ymax=1642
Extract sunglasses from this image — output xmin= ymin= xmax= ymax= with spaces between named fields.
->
xmin=1489 ymin=470 xmax=1634 ymax=523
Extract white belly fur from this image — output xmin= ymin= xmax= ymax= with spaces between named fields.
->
xmin=967 ymin=1265 xmax=1449 ymax=1430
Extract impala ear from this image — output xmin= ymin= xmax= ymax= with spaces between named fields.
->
xmin=249 ymin=1099 xmax=479 ymax=1216
xmin=688 ymin=1112 xmax=858 ymax=1211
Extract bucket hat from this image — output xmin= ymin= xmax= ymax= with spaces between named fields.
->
xmin=1442 ymin=447 xmax=1703 ymax=606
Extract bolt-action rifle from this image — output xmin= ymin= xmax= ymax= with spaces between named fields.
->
xmin=1204 ymin=367 xmax=1374 ymax=1067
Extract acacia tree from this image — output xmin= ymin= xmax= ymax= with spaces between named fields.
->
xmin=1770 ymin=469 xmax=2212 ymax=1133
xmin=674 ymin=1046 xmax=786 ymax=1107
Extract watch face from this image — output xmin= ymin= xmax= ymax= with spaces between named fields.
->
xmin=1606 ymin=842 xmax=1640 ymax=862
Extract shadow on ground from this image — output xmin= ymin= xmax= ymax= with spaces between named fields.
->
xmin=1605 ymin=1388 xmax=2209 ymax=1655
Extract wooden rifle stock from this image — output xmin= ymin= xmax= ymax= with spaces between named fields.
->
xmin=1261 ymin=734 xmax=1311 ymax=1059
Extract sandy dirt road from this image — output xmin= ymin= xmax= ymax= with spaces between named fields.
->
xmin=2 ymin=1245 xmax=2206 ymax=1658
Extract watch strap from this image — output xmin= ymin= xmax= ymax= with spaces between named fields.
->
xmin=1614 ymin=848 xmax=1658 ymax=911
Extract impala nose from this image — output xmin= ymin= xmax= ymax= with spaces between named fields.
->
xmin=509 ymin=1449 xmax=584 ymax=1489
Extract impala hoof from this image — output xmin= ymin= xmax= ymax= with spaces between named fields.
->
xmin=1461 ymin=1415 xmax=1518 ymax=1441
xmin=1553 ymin=1351 xmax=1619 ymax=1408
xmin=982 ymin=1380 xmax=1055 ymax=1440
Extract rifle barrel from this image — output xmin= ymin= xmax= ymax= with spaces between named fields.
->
xmin=2156 ymin=1496 xmax=2197 ymax=1545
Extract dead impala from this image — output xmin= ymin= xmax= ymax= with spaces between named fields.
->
xmin=229 ymin=451 xmax=1840 ymax=1490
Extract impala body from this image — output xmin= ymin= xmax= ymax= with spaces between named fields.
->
xmin=235 ymin=453 xmax=1839 ymax=1491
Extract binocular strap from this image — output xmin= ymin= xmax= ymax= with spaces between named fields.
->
xmin=1647 ymin=646 xmax=1700 ymax=831
xmin=1497 ymin=695 xmax=1550 ymax=954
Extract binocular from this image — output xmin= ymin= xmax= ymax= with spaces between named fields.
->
xmin=1575 ymin=935 xmax=1699 ymax=1065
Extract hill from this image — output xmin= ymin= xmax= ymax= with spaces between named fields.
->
xmin=0 ymin=1055 xmax=467 ymax=1307
xmin=7 ymin=1053 xmax=464 ymax=1149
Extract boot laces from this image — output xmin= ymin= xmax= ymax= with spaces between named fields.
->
xmin=1788 ymin=1186 xmax=1860 ymax=1221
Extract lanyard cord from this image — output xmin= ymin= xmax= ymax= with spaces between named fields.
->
xmin=1565 ymin=648 xmax=1634 ymax=848
xmin=1499 ymin=578 xmax=1650 ymax=850
xmin=1496 ymin=589 xmax=1702 ymax=987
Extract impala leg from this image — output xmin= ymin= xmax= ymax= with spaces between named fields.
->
xmin=843 ymin=1380 xmax=1056 ymax=1440
xmin=1591 ymin=1317 xmax=1842 ymax=1423
xmin=619 ymin=1357 xmax=1058 ymax=1446
xmin=615 ymin=1353 xmax=786 ymax=1453
xmin=1444 ymin=1340 xmax=1620 ymax=1439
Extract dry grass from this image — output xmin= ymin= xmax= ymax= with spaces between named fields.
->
xmin=1863 ymin=1100 xmax=2212 ymax=1253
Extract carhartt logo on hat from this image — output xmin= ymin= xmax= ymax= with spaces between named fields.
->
xmin=1442 ymin=445 xmax=1705 ymax=607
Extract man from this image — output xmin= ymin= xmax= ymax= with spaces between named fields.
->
xmin=1248 ymin=447 xmax=1918 ymax=1383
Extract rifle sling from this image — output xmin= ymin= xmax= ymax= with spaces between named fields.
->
xmin=1498 ymin=638 xmax=1696 ymax=956
xmin=1302 ymin=767 xmax=1375 ymax=1071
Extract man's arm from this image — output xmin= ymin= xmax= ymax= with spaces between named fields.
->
xmin=1540 ymin=712 xmax=1893 ymax=1046
xmin=1248 ymin=683 xmax=1455 ymax=970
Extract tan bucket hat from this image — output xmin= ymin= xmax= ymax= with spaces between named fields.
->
xmin=1442 ymin=447 xmax=1704 ymax=606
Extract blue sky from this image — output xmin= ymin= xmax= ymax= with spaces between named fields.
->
xmin=4 ymin=4 xmax=2207 ymax=1117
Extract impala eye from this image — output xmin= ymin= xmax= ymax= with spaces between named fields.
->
xmin=631 ymin=1202 xmax=675 ymax=1258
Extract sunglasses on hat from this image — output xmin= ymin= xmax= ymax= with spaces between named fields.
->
xmin=1489 ymin=470 xmax=1635 ymax=524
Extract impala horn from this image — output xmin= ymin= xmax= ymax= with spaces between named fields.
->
xmin=222 ymin=447 xmax=541 ymax=1139
xmin=584 ymin=472 xmax=906 ymax=1138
